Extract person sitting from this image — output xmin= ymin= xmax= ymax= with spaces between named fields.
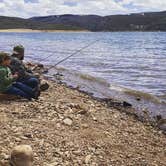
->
xmin=10 ymin=45 xmax=39 ymax=89
xmin=0 ymin=52 xmax=39 ymax=100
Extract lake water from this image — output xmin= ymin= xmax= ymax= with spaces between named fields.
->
xmin=0 ymin=32 xmax=166 ymax=119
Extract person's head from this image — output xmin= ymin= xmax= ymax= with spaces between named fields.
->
xmin=0 ymin=52 xmax=11 ymax=66
xmin=12 ymin=45 xmax=25 ymax=60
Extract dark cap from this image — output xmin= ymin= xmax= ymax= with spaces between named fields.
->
xmin=13 ymin=45 xmax=24 ymax=55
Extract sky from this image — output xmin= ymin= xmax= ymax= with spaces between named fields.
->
xmin=0 ymin=0 xmax=166 ymax=18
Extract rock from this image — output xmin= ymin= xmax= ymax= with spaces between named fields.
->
xmin=136 ymin=97 xmax=141 ymax=101
xmin=78 ymin=110 xmax=88 ymax=115
xmin=68 ymin=103 xmax=81 ymax=109
xmin=63 ymin=118 xmax=73 ymax=126
xmin=24 ymin=133 xmax=33 ymax=139
xmin=39 ymin=139 xmax=44 ymax=146
xmin=10 ymin=145 xmax=33 ymax=166
xmin=40 ymin=82 xmax=50 ymax=91
xmin=15 ymin=138 xmax=21 ymax=142
xmin=92 ymin=116 xmax=97 ymax=121
xmin=156 ymin=115 xmax=162 ymax=121
xmin=37 ymin=63 xmax=44 ymax=68
xmin=55 ymin=72 xmax=63 ymax=77
xmin=46 ymin=162 xmax=59 ymax=166
xmin=42 ymin=69 xmax=48 ymax=74
xmin=85 ymin=155 xmax=92 ymax=164
xmin=56 ymin=123 xmax=61 ymax=128
xmin=123 ymin=101 xmax=132 ymax=107
xmin=1 ymin=153 xmax=10 ymax=160
xmin=73 ymin=150 xmax=81 ymax=155
xmin=157 ymin=119 xmax=166 ymax=131
xmin=82 ymin=124 xmax=89 ymax=129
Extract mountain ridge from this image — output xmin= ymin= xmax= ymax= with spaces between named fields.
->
xmin=0 ymin=11 xmax=166 ymax=31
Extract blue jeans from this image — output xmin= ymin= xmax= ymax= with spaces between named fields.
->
xmin=20 ymin=77 xmax=39 ymax=89
xmin=5 ymin=82 xmax=35 ymax=100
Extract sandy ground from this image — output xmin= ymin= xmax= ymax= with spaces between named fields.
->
xmin=0 ymin=79 xmax=165 ymax=166
xmin=0 ymin=29 xmax=89 ymax=33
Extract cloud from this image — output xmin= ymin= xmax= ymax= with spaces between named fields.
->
xmin=0 ymin=0 xmax=165 ymax=18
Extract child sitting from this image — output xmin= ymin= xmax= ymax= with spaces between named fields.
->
xmin=0 ymin=52 xmax=39 ymax=100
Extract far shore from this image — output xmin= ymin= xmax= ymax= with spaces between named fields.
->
xmin=0 ymin=29 xmax=90 ymax=33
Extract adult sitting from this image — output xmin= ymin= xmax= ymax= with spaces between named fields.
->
xmin=10 ymin=45 xmax=39 ymax=90
xmin=0 ymin=52 xmax=39 ymax=100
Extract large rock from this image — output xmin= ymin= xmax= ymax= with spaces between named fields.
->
xmin=40 ymin=82 xmax=50 ymax=91
xmin=10 ymin=145 xmax=33 ymax=166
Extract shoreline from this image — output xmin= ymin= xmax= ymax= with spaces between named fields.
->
xmin=46 ymin=66 xmax=166 ymax=128
xmin=0 ymin=63 xmax=166 ymax=165
xmin=0 ymin=29 xmax=166 ymax=33
xmin=0 ymin=29 xmax=90 ymax=33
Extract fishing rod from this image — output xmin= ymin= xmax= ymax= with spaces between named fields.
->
xmin=44 ymin=39 xmax=99 ymax=72
xmin=31 ymin=48 xmax=109 ymax=54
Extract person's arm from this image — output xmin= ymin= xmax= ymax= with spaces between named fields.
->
xmin=11 ymin=58 xmax=33 ymax=78
xmin=23 ymin=63 xmax=33 ymax=74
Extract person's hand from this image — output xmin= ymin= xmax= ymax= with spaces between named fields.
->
xmin=34 ymin=73 xmax=40 ymax=78
xmin=12 ymin=73 xmax=18 ymax=79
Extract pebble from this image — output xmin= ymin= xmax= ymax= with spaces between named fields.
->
xmin=78 ymin=110 xmax=88 ymax=115
xmin=15 ymin=137 xmax=21 ymax=142
xmin=82 ymin=124 xmax=89 ymax=129
xmin=92 ymin=116 xmax=97 ymax=121
xmin=46 ymin=162 xmax=59 ymax=166
xmin=1 ymin=153 xmax=10 ymax=160
xmin=24 ymin=133 xmax=33 ymax=138
xmin=85 ymin=155 xmax=92 ymax=164
xmin=63 ymin=118 xmax=73 ymax=126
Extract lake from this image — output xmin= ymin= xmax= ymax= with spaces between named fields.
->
xmin=0 ymin=32 xmax=166 ymax=118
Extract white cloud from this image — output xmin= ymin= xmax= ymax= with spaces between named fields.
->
xmin=0 ymin=0 xmax=165 ymax=18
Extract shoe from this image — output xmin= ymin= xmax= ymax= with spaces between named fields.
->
xmin=32 ymin=88 xmax=41 ymax=100
xmin=35 ymin=90 xmax=41 ymax=99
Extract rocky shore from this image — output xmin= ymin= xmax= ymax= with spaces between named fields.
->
xmin=0 ymin=77 xmax=165 ymax=165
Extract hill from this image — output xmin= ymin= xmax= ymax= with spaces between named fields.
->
xmin=0 ymin=16 xmax=84 ymax=31
xmin=0 ymin=11 xmax=166 ymax=31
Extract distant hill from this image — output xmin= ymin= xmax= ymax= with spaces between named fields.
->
xmin=103 ymin=11 xmax=166 ymax=31
xmin=29 ymin=14 xmax=104 ymax=31
xmin=0 ymin=16 xmax=84 ymax=31
xmin=0 ymin=11 xmax=166 ymax=31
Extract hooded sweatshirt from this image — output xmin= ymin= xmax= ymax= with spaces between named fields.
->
xmin=0 ymin=65 xmax=15 ymax=92
xmin=10 ymin=56 xmax=33 ymax=80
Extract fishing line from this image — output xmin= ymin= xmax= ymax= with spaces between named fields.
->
xmin=45 ymin=39 xmax=100 ymax=72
